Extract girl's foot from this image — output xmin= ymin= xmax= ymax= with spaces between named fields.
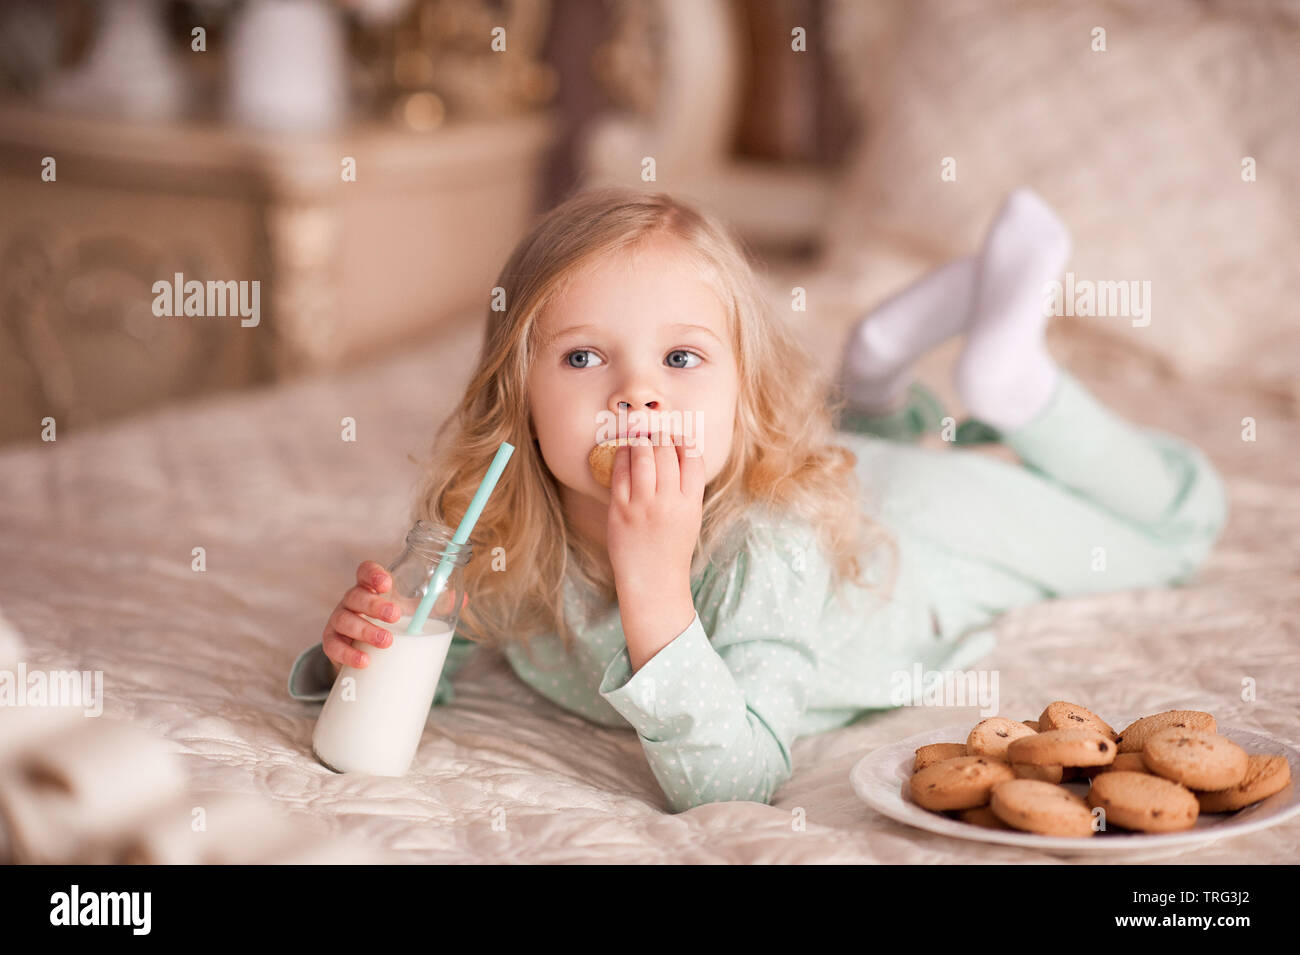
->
xmin=838 ymin=256 xmax=977 ymax=415
xmin=954 ymin=188 xmax=1071 ymax=432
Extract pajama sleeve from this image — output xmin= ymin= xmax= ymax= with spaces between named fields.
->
xmin=286 ymin=632 xmax=477 ymax=707
xmin=597 ymin=517 xmax=829 ymax=812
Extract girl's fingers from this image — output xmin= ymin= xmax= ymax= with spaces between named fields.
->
xmin=679 ymin=434 xmax=704 ymax=496
xmin=653 ymin=434 xmax=680 ymax=493
xmin=344 ymin=585 xmax=400 ymax=622
xmin=340 ymin=581 xmax=468 ymax=625
xmin=628 ymin=436 xmax=656 ymax=504
xmin=328 ymin=564 xmax=471 ymax=673
xmin=323 ymin=629 xmax=370 ymax=670
xmin=611 ymin=434 xmax=699 ymax=501
xmin=328 ymin=606 xmax=393 ymax=649
xmin=356 ymin=560 xmax=390 ymax=593
xmin=611 ymin=441 xmax=631 ymax=506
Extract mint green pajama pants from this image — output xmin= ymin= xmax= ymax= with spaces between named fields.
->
xmin=839 ymin=370 xmax=1229 ymax=642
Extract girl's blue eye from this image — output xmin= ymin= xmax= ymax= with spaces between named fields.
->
xmin=565 ymin=349 xmax=602 ymax=369
xmin=564 ymin=349 xmax=702 ymax=369
xmin=666 ymin=349 xmax=702 ymax=369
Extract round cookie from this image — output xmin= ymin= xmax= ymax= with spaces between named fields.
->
xmin=957 ymin=805 xmax=1013 ymax=830
xmin=967 ymin=718 xmax=1038 ymax=760
xmin=1037 ymin=701 xmax=1117 ymax=740
xmin=1085 ymin=752 xmax=1151 ymax=777
xmin=1195 ymin=754 xmax=1292 ymax=812
xmin=1013 ymin=763 xmax=1064 ymax=783
xmin=1116 ymin=710 xmax=1216 ymax=754
xmin=1142 ymin=728 xmax=1248 ymax=790
xmin=913 ymin=742 xmax=967 ymax=773
xmin=909 ymin=756 xmax=1016 ymax=811
xmin=990 ymin=779 xmax=1096 ymax=837
xmin=1087 ymin=771 xmax=1199 ymax=832
xmin=1006 ymin=729 xmax=1116 ymax=768
xmin=587 ymin=437 xmax=646 ymax=488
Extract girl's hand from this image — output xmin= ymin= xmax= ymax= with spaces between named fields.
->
xmin=606 ymin=433 xmax=705 ymax=598
xmin=322 ymin=560 xmax=468 ymax=674
xmin=322 ymin=561 xmax=400 ymax=674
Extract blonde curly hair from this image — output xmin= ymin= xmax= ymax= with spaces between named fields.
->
xmin=412 ymin=185 xmax=897 ymax=653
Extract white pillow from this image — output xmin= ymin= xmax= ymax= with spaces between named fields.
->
xmin=822 ymin=0 xmax=1300 ymax=393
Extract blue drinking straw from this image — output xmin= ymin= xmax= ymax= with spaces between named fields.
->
xmin=405 ymin=441 xmax=514 ymax=634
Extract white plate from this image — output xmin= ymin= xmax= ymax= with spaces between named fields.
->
xmin=849 ymin=718 xmax=1300 ymax=857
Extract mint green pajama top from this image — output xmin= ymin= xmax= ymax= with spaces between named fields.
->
xmin=288 ymin=370 xmax=1228 ymax=813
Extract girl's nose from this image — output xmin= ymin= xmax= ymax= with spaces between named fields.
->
xmin=615 ymin=398 xmax=658 ymax=410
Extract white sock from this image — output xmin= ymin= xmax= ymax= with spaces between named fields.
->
xmin=955 ymin=188 xmax=1070 ymax=432
xmin=839 ymin=256 xmax=977 ymax=413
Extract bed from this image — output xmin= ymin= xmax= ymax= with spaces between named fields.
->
xmin=2 ymin=274 xmax=1296 ymax=863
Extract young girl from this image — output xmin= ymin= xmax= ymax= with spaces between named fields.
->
xmin=288 ymin=186 xmax=1228 ymax=812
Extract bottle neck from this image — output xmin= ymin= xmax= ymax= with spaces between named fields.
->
xmin=405 ymin=523 xmax=471 ymax=568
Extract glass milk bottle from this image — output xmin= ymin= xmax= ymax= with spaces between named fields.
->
xmin=312 ymin=521 xmax=473 ymax=776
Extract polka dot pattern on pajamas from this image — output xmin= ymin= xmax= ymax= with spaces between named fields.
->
xmin=498 ymin=503 xmax=982 ymax=813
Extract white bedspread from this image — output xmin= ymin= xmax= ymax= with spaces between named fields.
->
xmin=2 ymin=300 xmax=1296 ymax=864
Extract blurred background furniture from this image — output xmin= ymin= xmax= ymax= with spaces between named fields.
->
xmin=0 ymin=0 xmax=865 ymax=446
xmin=579 ymin=0 xmax=855 ymax=250
xmin=0 ymin=0 xmax=561 ymax=445
xmin=5 ymin=0 xmax=1293 ymax=449
xmin=0 ymin=104 xmax=554 ymax=437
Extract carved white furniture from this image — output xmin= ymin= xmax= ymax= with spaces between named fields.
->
xmin=0 ymin=102 xmax=557 ymax=445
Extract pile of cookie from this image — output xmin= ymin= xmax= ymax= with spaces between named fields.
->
xmin=908 ymin=703 xmax=1292 ymax=837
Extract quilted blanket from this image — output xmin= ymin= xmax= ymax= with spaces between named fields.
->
xmin=1 ymin=283 xmax=1295 ymax=863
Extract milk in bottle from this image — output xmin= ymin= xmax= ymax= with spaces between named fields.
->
xmin=311 ymin=613 xmax=454 ymax=776
xmin=310 ymin=520 xmax=472 ymax=776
